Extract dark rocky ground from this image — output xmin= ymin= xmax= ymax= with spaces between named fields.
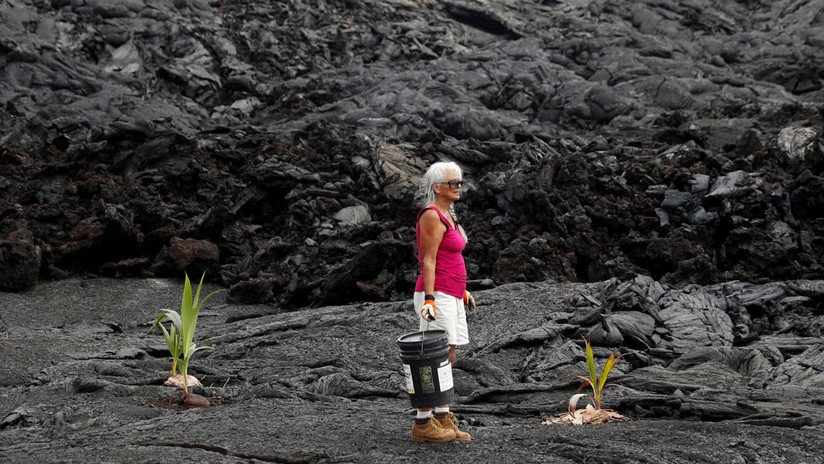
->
xmin=0 ymin=0 xmax=822 ymax=306
xmin=1 ymin=277 xmax=823 ymax=463
xmin=2 ymin=0 xmax=824 ymax=461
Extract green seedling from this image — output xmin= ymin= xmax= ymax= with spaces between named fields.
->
xmin=150 ymin=307 xmax=183 ymax=378
xmin=574 ymin=338 xmax=621 ymax=410
xmin=150 ymin=272 xmax=222 ymax=395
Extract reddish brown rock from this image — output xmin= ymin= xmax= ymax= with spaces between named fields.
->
xmin=98 ymin=257 xmax=150 ymax=276
xmin=183 ymin=393 xmax=211 ymax=408
xmin=168 ymin=237 xmax=220 ymax=270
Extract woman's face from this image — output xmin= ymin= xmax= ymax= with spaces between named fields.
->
xmin=434 ymin=171 xmax=463 ymax=202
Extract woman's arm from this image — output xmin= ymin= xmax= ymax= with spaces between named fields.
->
xmin=418 ymin=209 xmax=445 ymax=296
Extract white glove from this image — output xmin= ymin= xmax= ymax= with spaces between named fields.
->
xmin=464 ymin=290 xmax=476 ymax=311
xmin=420 ymin=298 xmax=437 ymax=321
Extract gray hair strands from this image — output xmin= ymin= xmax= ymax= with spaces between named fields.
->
xmin=415 ymin=161 xmax=463 ymax=214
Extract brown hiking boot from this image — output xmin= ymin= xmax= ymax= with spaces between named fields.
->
xmin=435 ymin=412 xmax=471 ymax=442
xmin=411 ymin=416 xmax=456 ymax=443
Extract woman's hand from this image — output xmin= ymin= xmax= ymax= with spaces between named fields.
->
xmin=420 ymin=298 xmax=437 ymax=321
xmin=464 ymin=290 xmax=476 ymax=311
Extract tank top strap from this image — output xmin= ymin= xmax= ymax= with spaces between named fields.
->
xmin=417 ymin=206 xmax=454 ymax=230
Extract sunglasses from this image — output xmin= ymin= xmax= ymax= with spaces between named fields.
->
xmin=440 ymin=180 xmax=464 ymax=188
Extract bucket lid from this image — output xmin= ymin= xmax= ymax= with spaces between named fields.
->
xmin=397 ymin=330 xmax=448 ymax=345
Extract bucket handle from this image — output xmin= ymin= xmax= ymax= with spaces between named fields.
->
xmin=420 ymin=320 xmax=428 ymax=355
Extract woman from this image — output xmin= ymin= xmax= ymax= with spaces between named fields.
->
xmin=410 ymin=161 xmax=476 ymax=443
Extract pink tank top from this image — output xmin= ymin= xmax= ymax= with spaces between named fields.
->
xmin=414 ymin=206 xmax=467 ymax=298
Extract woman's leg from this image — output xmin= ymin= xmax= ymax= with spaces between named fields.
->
xmin=432 ymin=342 xmax=471 ymax=441
xmin=424 ymin=344 xmax=454 ymax=419
xmin=410 ymin=292 xmax=455 ymax=442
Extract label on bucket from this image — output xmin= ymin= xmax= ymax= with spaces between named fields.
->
xmin=419 ymin=366 xmax=435 ymax=393
xmin=403 ymin=364 xmax=414 ymax=394
xmin=437 ymin=360 xmax=453 ymax=392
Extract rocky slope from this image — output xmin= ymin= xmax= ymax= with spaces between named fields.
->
xmin=0 ymin=0 xmax=822 ymax=307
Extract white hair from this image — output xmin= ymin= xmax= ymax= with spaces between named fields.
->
xmin=415 ymin=161 xmax=463 ymax=211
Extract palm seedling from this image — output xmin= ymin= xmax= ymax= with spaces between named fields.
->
xmin=150 ymin=272 xmax=222 ymax=395
xmin=150 ymin=307 xmax=183 ymax=379
xmin=574 ymin=338 xmax=622 ymax=411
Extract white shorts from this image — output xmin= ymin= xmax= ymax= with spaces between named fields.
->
xmin=413 ymin=291 xmax=469 ymax=345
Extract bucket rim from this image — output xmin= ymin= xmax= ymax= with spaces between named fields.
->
xmin=397 ymin=330 xmax=449 ymax=344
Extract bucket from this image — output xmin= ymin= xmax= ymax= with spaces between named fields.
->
xmin=397 ymin=330 xmax=453 ymax=408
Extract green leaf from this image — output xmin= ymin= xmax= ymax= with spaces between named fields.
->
xmin=157 ymin=323 xmax=176 ymax=354
xmin=149 ymin=313 xmax=166 ymax=326
xmin=183 ymin=343 xmax=215 ymax=362
xmin=180 ymin=274 xmax=197 ymax=356
xmin=182 ymin=273 xmax=193 ymax=316
xmin=199 ymin=288 xmax=223 ymax=310
xmin=159 ymin=309 xmax=183 ymax=333
xmin=193 ymin=272 xmax=206 ymax=311
xmin=585 ymin=338 xmax=597 ymax=391
xmin=597 ymin=352 xmax=622 ymax=393
xmin=148 ymin=312 xmax=168 ymax=334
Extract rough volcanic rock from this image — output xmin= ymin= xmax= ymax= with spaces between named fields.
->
xmin=0 ymin=220 xmax=41 ymax=291
xmin=658 ymin=289 xmax=735 ymax=355
xmin=167 ymin=237 xmax=220 ymax=272
xmin=1 ymin=277 xmax=823 ymax=463
xmin=0 ymin=0 xmax=823 ymax=305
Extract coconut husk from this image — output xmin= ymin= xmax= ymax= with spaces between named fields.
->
xmin=163 ymin=374 xmax=203 ymax=389
xmin=542 ymin=404 xmax=629 ymax=425
xmin=183 ymin=393 xmax=211 ymax=408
